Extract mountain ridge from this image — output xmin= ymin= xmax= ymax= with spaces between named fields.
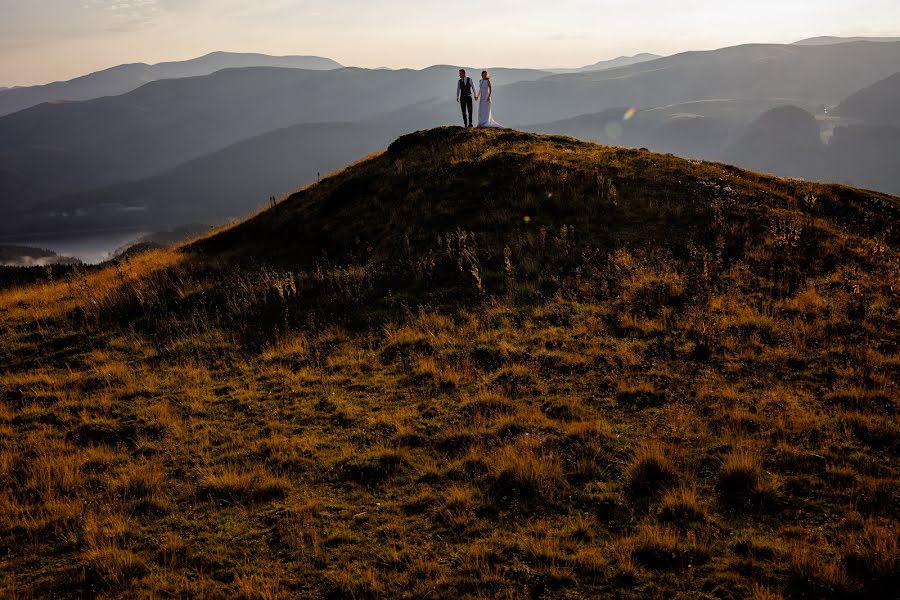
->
xmin=836 ymin=71 xmax=900 ymax=126
xmin=0 ymin=51 xmax=343 ymax=117
xmin=793 ymin=35 xmax=900 ymax=45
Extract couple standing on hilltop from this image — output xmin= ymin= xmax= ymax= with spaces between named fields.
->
xmin=457 ymin=69 xmax=502 ymax=128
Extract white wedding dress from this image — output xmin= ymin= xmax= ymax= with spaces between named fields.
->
xmin=477 ymin=79 xmax=502 ymax=128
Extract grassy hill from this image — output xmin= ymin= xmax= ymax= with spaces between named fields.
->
xmin=0 ymin=128 xmax=897 ymax=598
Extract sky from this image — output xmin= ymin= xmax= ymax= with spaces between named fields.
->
xmin=1 ymin=0 xmax=900 ymax=86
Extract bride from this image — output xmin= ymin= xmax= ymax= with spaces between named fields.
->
xmin=475 ymin=71 xmax=502 ymax=128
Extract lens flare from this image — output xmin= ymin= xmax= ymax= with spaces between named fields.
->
xmin=623 ymin=107 xmax=637 ymax=121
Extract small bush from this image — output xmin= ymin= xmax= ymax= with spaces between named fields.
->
xmin=622 ymin=269 xmax=685 ymax=317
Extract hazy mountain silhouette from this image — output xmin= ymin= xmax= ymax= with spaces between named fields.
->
xmin=0 ymin=145 xmax=120 ymax=211
xmin=0 ymin=65 xmax=550 ymax=215
xmin=724 ymin=106 xmax=826 ymax=179
xmin=829 ymin=124 xmax=900 ymax=195
xmin=527 ymin=98 xmax=802 ymax=158
xmin=529 ymin=107 xmax=729 ymax=159
xmin=551 ymin=53 xmax=662 ymax=73
xmin=0 ymin=245 xmax=80 ymax=267
xmin=4 ymin=41 xmax=900 ymax=237
xmin=8 ymin=98 xmax=771 ymax=235
xmin=497 ymin=42 xmax=900 ymax=125
xmin=582 ymin=53 xmax=662 ymax=71
xmin=0 ymin=52 xmax=343 ymax=117
xmin=12 ymin=122 xmax=397 ymax=233
xmin=793 ymin=36 xmax=900 ymax=46
xmin=836 ymin=72 xmax=900 ymax=126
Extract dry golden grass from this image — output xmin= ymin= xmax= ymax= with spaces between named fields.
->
xmin=0 ymin=128 xmax=897 ymax=598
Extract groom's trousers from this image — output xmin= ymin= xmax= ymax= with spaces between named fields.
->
xmin=460 ymin=96 xmax=473 ymax=127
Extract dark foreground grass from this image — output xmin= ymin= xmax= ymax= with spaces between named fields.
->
xmin=0 ymin=128 xmax=897 ymax=598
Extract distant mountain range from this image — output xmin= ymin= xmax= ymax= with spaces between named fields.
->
xmin=0 ymin=52 xmax=343 ymax=117
xmin=550 ymin=53 xmax=662 ymax=74
xmin=793 ymin=36 xmax=900 ymax=45
xmin=0 ymin=65 xmax=549 ymax=218
xmin=2 ymin=41 xmax=900 ymax=238
xmin=497 ymin=42 xmax=900 ymax=125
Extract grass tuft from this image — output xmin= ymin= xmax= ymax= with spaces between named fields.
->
xmin=718 ymin=448 xmax=774 ymax=507
xmin=843 ymin=519 xmax=899 ymax=594
xmin=625 ymin=442 xmax=678 ymax=497
xmin=659 ymin=484 xmax=708 ymax=525
xmin=197 ymin=467 xmax=290 ymax=503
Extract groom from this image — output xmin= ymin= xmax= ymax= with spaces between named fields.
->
xmin=456 ymin=69 xmax=475 ymax=128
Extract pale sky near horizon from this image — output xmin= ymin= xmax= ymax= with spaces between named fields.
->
xmin=1 ymin=0 xmax=899 ymax=86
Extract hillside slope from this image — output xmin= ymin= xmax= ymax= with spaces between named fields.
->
xmin=0 ymin=129 xmax=897 ymax=599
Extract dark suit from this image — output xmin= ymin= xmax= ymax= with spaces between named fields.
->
xmin=457 ymin=77 xmax=475 ymax=127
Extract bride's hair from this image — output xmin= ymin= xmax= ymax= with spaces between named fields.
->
xmin=482 ymin=70 xmax=490 ymax=79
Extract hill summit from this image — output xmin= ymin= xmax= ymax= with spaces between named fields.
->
xmin=200 ymin=127 xmax=897 ymax=270
xmin=1 ymin=128 xmax=898 ymax=598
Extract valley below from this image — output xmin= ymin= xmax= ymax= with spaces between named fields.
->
xmin=0 ymin=229 xmax=149 ymax=265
